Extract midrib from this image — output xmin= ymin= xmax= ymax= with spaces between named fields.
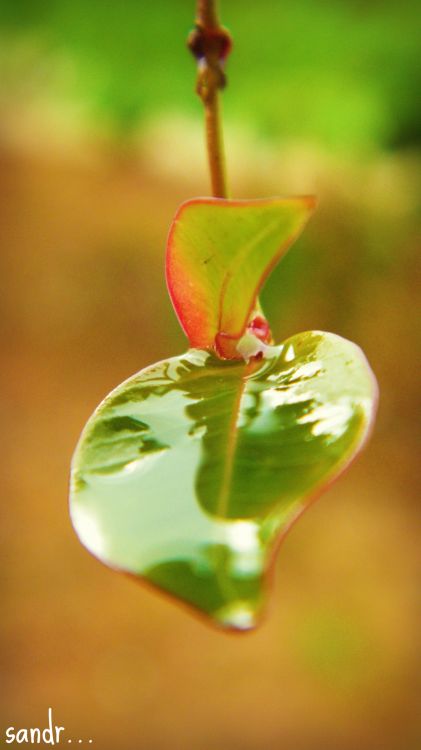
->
xmin=217 ymin=218 xmax=281 ymax=334
xmin=216 ymin=363 xmax=251 ymax=518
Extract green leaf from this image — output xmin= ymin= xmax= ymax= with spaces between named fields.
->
xmin=70 ymin=331 xmax=377 ymax=631
xmin=166 ymin=197 xmax=315 ymax=358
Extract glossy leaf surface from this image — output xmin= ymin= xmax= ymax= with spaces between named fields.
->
xmin=70 ymin=331 xmax=377 ymax=630
xmin=166 ymin=197 xmax=315 ymax=358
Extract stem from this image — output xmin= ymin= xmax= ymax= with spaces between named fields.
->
xmin=188 ymin=0 xmax=232 ymax=198
xmin=204 ymin=89 xmax=227 ymax=198
xmin=197 ymin=0 xmax=218 ymax=28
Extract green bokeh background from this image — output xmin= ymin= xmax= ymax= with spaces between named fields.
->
xmin=1 ymin=0 xmax=420 ymax=148
xmin=0 ymin=1 xmax=419 ymax=749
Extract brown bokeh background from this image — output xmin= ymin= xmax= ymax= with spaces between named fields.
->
xmin=1 ymin=1 xmax=420 ymax=748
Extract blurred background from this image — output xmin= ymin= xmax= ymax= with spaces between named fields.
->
xmin=1 ymin=0 xmax=420 ymax=748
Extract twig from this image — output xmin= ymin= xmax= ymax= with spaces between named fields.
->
xmin=188 ymin=0 xmax=232 ymax=198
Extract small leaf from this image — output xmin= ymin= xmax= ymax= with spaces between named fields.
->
xmin=70 ymin=331 xmax=377 ymax=631
xmin=166 ymin=197 xmax=315 ymax=358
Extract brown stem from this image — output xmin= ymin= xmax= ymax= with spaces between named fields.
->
xmin=197 ymin=0 xmax=218 ymax=28
xmin=204 ymin=89 xmax=227 ymax=198
xmin=188 ymin=0 xmax=232 ymax=198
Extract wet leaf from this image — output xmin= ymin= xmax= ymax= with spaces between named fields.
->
xmin=70 ymin=331 xmax=377 ymax=631
xmin=166 ymin=197 xmax=315 ymax=358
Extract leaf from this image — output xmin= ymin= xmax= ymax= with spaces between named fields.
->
xmin=166 ymin=197 xmax=315 ymax=358
xmin=70 ymin=331 xmax=377 ymax=631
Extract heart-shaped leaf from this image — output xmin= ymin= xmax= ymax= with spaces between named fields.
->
xmin=166 ymin=197 xmax=315 ymax=358
xmin=70 ymin=331 xmax=377 ymax=631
